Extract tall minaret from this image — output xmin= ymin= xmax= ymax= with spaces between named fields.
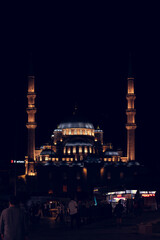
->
xmin=126 ymin=55 xmax=137 ymax=161
xmin=26 ymin=54 xmax=37 ymax=175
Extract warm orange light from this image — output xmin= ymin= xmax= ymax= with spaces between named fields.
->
xmin=63 ymin=147 xmax=66 ymax=154
xmin=89 ymin=146 xmax=92 ymax=153
xmin=84 ymin=146 xmax=88 ymax=153
xmin=62 ymin=128 xmax=95 ymax=137
xmin=79 ymin=146 xmax=82 ymax=153
xmin=67 ymin=148 xmax=71 ymax=154
xmin=73 ymin=147 xmax=76 ymax=154
xmin=100 ymin=167 xmax=104 ymax=176
xmin=83 ymin=167 xmax=87 ymax=177
xmin=142 ymin=194 xmax=155 ymax=197
xmin=117 ymin=194 xmax=122 ymax=198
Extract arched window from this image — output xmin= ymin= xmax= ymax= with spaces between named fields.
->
xmin=84 ymin=146 xmax=88 ymax=153
xmin=73 ymin=147 xmax=76 ymax=154
xmin=79 ymin=146 xmax=82 ymax=153
xmin=63 ymin=147 xmax=66 ymax=154
xmin=67 ymin=148 xmax=71 ymax=154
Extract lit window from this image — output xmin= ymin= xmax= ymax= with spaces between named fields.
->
xmin=80 ymin=156 xmax=83 ymax=161
xmin=73 ymin=147 xmax=76 ymax=154
xmin=83 ymin=167 xmax=87 ymax=177
xmin=89 ymin=147 xmax=92 ymax=153
xmin=64 ymin=147 xmax=66 ymax=154
xmin=79 ymin=146 xmax=82 ymax=153
xmin=45 ymin=156 xmax=48 ymax=161
xmin=100 ymin=167 xmax=104 ymax=177
xmin=67 ymin=148 xmax=71 ymax=154
xmin=84 ymin=146 xmax=88 ymax=154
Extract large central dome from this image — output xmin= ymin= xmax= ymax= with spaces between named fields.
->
xmin=58 ymin=114 xmax=94 ymax=129
xmin=58 ymin=122 xmax=94 ymax=129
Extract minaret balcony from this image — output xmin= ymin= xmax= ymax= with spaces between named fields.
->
xmin=126 ymin=94 xmax=136 ymax=100
xmin=126 ymin=109 xmax=136 ymax=114
xmin=27 ymin=93 xmax=36 ymax=97
xmin=26 ymin=122 xmax=37 ymax=129
xmin=26 ymin=108 xmax=37 ymax=114
xmin=125 ymin=123 xmax=137 ymax=130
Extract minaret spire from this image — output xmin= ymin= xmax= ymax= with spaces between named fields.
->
xmin=128 ymin=52 xmax=133 ymax=78
xmin=26 ymin=53 xmax=37 ymax=175
xmin=126 ymin=54 xmax=137 ymax=161
xmin=73 ymin=102 xmax=78 ymax=115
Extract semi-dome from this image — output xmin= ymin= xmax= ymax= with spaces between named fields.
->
xmin=104 ymin=150 xmax=119 ymax=156
xmin=40 ymin=149 xmax=55 ymax=156
xmin=127 ymin=161 xmax=140 ymax=167
xmin=64 ymin=138 xmax=93 ymax=147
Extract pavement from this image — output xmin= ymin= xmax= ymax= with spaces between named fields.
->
xmin=29 ymin=211 xmax=160 ymax=240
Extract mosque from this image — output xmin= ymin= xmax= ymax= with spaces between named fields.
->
xmin=25 ymin=59 xmax=141 ymax=196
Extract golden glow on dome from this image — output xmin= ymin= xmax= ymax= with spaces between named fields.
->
xmin=62 ymin=128 xmax=94 ymax=137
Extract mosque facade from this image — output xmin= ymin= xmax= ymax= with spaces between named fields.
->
xmin=24 ymin=60 xmax=140 ymax=196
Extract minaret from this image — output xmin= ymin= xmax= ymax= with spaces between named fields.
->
xmin=26 ymin=54 xmax=37 ymax=175
xmin=126 ymin=55 xmax=137 ymax=161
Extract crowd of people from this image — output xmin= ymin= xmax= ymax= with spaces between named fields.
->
xmin=25 ymin=194 xmax=145 ymax=228
xmin=0 ymin=192 xmax=149 ymax=239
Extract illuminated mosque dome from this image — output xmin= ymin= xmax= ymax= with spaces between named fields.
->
xmin=58 ymin=122 xmax=94 ymax=129
xmin=58 ymin=115 xmax=94 ymax=130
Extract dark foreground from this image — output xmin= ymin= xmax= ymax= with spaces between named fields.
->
xmin=29 ymin=211 xmax=160 ymax=240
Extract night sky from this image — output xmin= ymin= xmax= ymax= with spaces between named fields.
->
xmin=0 ymin=3 xmax=159 ymax=170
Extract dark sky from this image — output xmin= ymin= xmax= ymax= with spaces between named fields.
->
xmin=0 ymin=3 xmax=159 ymax=169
